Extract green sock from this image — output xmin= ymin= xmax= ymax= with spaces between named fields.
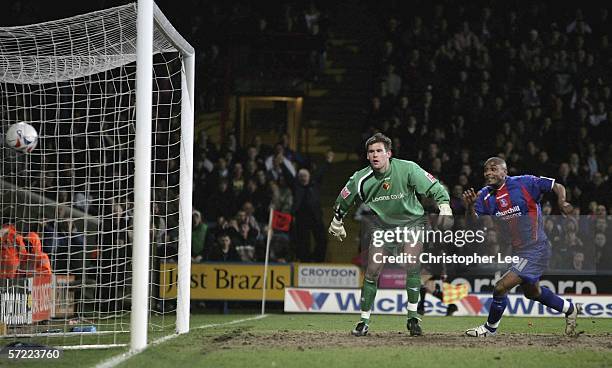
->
xmin=406 ymin=268 xmax=421 ymax=320
xmin=360 ymin=278 xmax=377 ymax=323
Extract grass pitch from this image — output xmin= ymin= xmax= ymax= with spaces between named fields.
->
xmin=4 ymin=313 xmax=612 ymax=368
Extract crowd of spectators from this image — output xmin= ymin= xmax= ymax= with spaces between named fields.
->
xmin=2 ymin=0 xmax=332 ymax=112
xmin=187 ymin=1 xmax=612 ymax=272
xmin=0 ymin=1 xmax=337 ymax=304
xmin=2 ymin=1 xmax=611 ymax=274
xmin=192 ymin=128 xmax=335 ymax=264
xmin=156 ymin=0 xmax=334 ymax=108
xmin=361 ymin=2 xmax=611 ymax=272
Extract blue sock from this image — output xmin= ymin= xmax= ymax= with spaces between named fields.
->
xmin=485 ymin=295 xmax=507 ymax=332
xmin=537 ymin=286 xmax=573 ymax=315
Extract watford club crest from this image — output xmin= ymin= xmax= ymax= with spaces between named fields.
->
xmin=382 ymin=182 xmax=391 ymax=190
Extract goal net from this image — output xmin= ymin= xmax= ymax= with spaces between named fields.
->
xmin=0 ymin=1 xmax=194 ymax=350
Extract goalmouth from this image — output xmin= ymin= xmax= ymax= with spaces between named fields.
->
xmin=0 ymin=0 xmax=194 ymax=352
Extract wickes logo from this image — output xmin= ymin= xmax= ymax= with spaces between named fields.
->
xmin=371 ymin=192 xmax=405 ymax=202
xmin=288 ymin=289 xmax=329 ymax=311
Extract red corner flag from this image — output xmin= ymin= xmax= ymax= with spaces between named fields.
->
xmin=271 ymin=210 xmax=292 ymax=232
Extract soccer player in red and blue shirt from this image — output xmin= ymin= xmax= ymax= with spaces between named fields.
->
xmin=463 ymin=157 xmax=581 ymax=337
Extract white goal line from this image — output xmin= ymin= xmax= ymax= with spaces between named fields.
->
xmin=94 ymin=314 xmax=269 ymax=368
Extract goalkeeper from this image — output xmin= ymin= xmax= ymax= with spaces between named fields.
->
xmin=329 ymin=133 xmax=452 ymax=336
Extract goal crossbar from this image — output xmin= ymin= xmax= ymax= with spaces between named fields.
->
xmin=0 ymin=2 xmax=194 ymax=85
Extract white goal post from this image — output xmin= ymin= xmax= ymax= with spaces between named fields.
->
xmin=0 ymin=0 xmax=194 ymax=352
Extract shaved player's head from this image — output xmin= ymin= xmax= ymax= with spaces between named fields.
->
xmin=484 ymin=157 xmax=507 ymax=169
xmin=483 ymin=157 xmax=507 ymax=188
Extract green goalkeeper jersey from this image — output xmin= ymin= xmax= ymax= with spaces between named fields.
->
xmin=334 ymin=158 xmax=450 ymax=228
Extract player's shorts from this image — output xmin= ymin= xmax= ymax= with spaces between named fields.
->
xmin=507 ymin=240 xmax=552 ymax=285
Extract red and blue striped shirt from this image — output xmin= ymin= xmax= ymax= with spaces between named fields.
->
xmin=474 ymin=175 xmax=555 ymax=248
